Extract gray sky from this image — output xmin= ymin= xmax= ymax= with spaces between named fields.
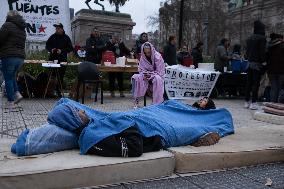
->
xmin=69 ymin=0 xmax=164 ymax=34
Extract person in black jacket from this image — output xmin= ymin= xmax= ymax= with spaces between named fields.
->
xmin=163 ymin=35 xmax=177 ymax=66
xmin=46 ymin=23 xmax=73 ymax=97
xmin=267 ymin=33 xmax=284 ymax=103
xmin=0 ymin=11 xmax=26 ymax=109
xmin=106 ymin=34 xmax=130 ymax=97
xmin=85 ymin=28 xmax=106 ymax=64
xmin=244 ymin=20 xmax=267 ymax=110
xmin=191 ymin=42 xmax=204 ymax=68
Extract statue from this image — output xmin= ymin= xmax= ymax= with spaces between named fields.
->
xmin=85 ymin=0 xmax=105 ymax=11
xmin=109 ymin=0 xmax=129 ymax=13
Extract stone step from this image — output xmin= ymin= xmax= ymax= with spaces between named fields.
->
xmin=0 ymin=139 xmax=174 ymax=189
xmin=169 ymin=125 xmax=284 ymax=173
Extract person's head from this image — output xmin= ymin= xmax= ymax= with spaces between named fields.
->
xmin=53 ymin=23 xmax=64 ymax=35
xmin=192 ymin=97 xmax=216 ymax=110
xmin=233 ymin=44 xmax=241 ymax=54
xmin=220 ymin=38 xmax=230 ymax=49
xmin=140 ymin=32 xmax=148 ymax=43
xmin=143 ymin=43 xmax=152 ymax=58
xmin=169 ymin=35 xmax=176 ymax=45
xmin=91 ymin=27 xmax=100 ymax=37
xmin=253 ymin=20 xmax=265 ymax=36
xmin=47 ymin=104 xmax=90 ymax=132
xmin=111 ymin=33 xmax=121 ymax=44
xmin=196 ymin=42 xmax=203 ymax=50
xmin=181 ymin=45 xmax=188 ymax=52
xmin=6 ymin=10 xmax=26 ymax=29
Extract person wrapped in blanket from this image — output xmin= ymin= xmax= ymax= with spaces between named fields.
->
xmin=11 ymin=97 xmax=234 ymax=157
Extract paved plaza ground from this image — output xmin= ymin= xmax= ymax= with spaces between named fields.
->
xmin=0 ymin=93 xmax=283 ymax=189
xmin=0 ymin=93 xmax=276 ymax=138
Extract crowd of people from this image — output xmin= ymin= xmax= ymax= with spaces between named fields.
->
xmin=0 ymin=10 xmax=283 ymax=112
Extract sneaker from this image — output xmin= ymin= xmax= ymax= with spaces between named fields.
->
xmin=244 ymin=101 xmax=250 ymax=109
xmin=120 ymin=91 xmax=125 ymax=98
xmin=14 ymin=92 xmax=23 ymax=104
xmin=249 ymin=102 xmax=258 ymax=110
xmin=110 ymin=91 xmax=115 ymax=98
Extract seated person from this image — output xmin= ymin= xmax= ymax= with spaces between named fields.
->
xmin=12 ymin=98 xmax=234 ymax=157
xmin=131 ymin=42 xmax=165 ymax=108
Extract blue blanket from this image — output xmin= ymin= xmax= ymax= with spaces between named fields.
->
xmin=56 ymin=99 xmax=234 ymax=155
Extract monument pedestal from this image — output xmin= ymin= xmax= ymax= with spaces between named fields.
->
xmin=71 ymin=9 xmax=136 ymax=48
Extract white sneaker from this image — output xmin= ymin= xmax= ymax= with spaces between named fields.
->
xmin=14 ymin=92 xmax=23 ymax=104
xmin=249 ymin=102 xmax=258 ymax=110
xmin=244 ymin=101 xmax=250 ymax=109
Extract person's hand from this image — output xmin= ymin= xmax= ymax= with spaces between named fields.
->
xmin=57 ymin=49 xmax=62 ymax=54
xmin=92 ymin=46 xmax=95 ymax=48
xmin=114 ymin=43 xmax=119 ymax=48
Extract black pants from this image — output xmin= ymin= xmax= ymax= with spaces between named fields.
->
xmin=245 ymin=68 xmax=261 ymax=103
xmin=55 ymin=66 xmax=66 ymax=95
xmin=87 ymin=127 xmax=163 ymax=157
xmin=108 ymin=72 xmax=124 ymax=92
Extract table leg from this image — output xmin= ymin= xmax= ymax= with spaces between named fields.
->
xmin=44 ymin=70 xmax=53 ymax=99
xmin=23 ymin=72 xmax=31 ymax=99
xmin=56 ymin=68 xmax=64 ymax=98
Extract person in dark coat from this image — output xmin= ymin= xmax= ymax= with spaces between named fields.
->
xmin=135 ymin=32 xmax=148 ymax=59
xmin=163 ymin=35 xmax=177 ymax=66
xmin=244 ymin=20 xmax=267 ymax=110
xmin=106 ymin=34 xmax=131 ymax=97
xmin=85 ymin=28 xmax=106 ymax=64
xmin=267 ymin=33 xmax=284 ymax=103
xmin=177 ymin=45 xmax=192 ymax=66
xmin=0 ymin=11 xmax=26 ymax=109
xmin=191 ymin=42 xmax=204 ymax=68
xmin=214 ymin=38 xmax=231 ymax=72
xmin=46 ymin=23 xmax=73 ymax=97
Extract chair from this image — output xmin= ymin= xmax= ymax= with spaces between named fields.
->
xmin=76 ymin=61 xmax=103 ymax=104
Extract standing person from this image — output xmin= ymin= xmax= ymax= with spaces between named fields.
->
xmin=106 ymin=34 xmax=131 ymax=97
xmin=191 ymin=42 xmax=204 ymax=68
xmin=163 ymin=35 xmax=177 ymax=66
xmin=267 ymin=33 xmax=284 ymax=103
xmin=177 ymin=45 xmax=192 ymax=66
xmin=85 ymin=28 xmax=106 ymax=64
xmin=244 ymin=20 xmax=267 ymax=110
xmin=0 ymin=11 xmax=26 ymax=109
xmin=135 ymin=32 xmax=148 ymax=59
xmin=132 ymin=42 xmax=165 ymax=108
xmin=46 ymin=23 xmax=73 ymax=97
xmin=214 ymin=38 xmax=231 ymax=72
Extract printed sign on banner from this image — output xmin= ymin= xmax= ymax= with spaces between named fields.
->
xmin=0 ymin=0 xmax=71 ymax=42
xmin=165 ymin=65 xmax=220 ymax=100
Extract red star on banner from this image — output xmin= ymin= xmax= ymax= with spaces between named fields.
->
xmin=38 ymin=25 xmax=47 ymax=33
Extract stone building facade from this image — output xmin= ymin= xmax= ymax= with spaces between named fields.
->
xmin=227 ymin=0 xmax=284 ymax=46
xmin=71 ymin=9 xmax=136 ymax=49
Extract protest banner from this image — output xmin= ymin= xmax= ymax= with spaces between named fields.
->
xmin=165 ymin=65 xmax=220 ymax=100
xmin=0 ymin=0 xmax=71 ymax=42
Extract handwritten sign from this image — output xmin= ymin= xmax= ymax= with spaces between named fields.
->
xmin=165 ymin=65 xmax=220 ymax=99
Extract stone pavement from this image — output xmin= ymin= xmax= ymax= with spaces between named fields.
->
xmin=0 ymin=94 xmax=283 ymax=189
xmin=1 ymin=93 xmax=282 ymax=139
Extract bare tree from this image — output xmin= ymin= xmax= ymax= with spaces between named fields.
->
xmin=109 ymin=0 xmax=129 ymax=12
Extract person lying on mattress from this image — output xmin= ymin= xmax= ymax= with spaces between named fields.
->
xmin=11 ymin=98 xmax=234 ymax=157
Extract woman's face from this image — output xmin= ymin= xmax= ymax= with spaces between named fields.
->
xmin=78 ymin=109 xmax=90 ymax=125
xmin=144 ymin=48 xmax=152 ymax=58
xmin=198 ymin=97 xmax=208 ymax=109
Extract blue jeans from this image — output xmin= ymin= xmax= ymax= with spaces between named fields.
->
xmin=1 ymin=57 xmax=24 ymax=102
